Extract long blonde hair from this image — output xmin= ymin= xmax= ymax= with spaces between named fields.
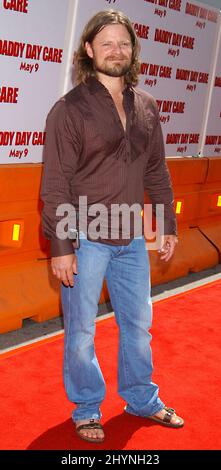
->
xmin=75 ymin=10 xmax=141 ymax=86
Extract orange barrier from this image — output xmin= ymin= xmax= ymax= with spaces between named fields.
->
xmin=0 ymin=164 xmax=55 ymax=333
xmin=0 ymin=157 xmax=221 ymax=333
xmin=0 ymin=164 xmax=109 ymax=332
xmin=0 ymin=260 xmax=60 ymax=333
xmin=0 ymin=164 xmax=47 ymax=265
xmin=148 ymin=157 xmax=219 ymax=285
xmin=196 ymin=157 xmax=221 ymax=256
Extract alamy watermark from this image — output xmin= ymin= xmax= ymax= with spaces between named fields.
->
xmin=56 ymin=196 xmax=165 ymax=250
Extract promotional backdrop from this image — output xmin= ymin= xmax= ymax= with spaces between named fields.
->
xmin=203 ymin=39 xmax=221 ymax=156
xmin=0 ymin=0 xmax=220 ymax=163
xmin=0 ymin=0 xmax=70 ymax=163
xmin=68 ymin=0 xmax=220 ymax=158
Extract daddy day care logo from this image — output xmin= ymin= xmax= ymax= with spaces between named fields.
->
xmin=0 ymin=39 xmax=63 ymax=75
xmin=2 ymin=0 xmax=29 ymax=14
xmin=0 ymin=130 xmax=46 ymax=159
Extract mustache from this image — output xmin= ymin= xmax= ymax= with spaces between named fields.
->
xmin=105 ymin=56 xmax=127 ymax=60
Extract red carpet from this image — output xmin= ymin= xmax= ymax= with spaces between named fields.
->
xmin=0 ymin=279 xmax=221 ymax=450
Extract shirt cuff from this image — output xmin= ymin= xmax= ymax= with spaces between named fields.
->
xmin=163 ymin=219 xmax=178 ymax=236
xmin=50 ymin=238 xmax=75 ymax=257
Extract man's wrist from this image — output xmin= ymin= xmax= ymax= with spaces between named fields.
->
xmin=50 ymin=238 xmax=75 ymax=257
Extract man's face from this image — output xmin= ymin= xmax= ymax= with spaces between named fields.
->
xmin=85 ymin=24 xmax=133 ymax=78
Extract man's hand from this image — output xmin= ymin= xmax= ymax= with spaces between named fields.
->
xmin=51 ymin=253 xmax=77 ymax=287
xmin=158 ymin=235 xmax=178 ymax=262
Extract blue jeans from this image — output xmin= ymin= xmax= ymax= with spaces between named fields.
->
xmin=61 ymin=234 xmax=164 ymax=423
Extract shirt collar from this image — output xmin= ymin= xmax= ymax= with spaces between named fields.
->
xmin=85 ymin=76 xmax=133 ymax=97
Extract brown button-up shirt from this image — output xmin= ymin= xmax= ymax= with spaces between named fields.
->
xmin=41 ymin=76 xmax=177 ymax=257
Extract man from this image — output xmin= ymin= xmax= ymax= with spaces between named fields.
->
xmin=41 ymin=10 xmax=184 ymax=444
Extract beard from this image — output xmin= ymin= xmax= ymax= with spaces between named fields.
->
xmin=93 ymin=55 xmax=132 ymax=77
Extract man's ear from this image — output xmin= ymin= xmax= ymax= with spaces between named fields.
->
xmin=85 ymin=41 xmax=93 ymax=59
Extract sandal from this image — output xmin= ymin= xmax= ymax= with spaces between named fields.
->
xmin=75 ymin=419 xmax=105 ymax=443
xmin=124 ymin=405 xmax=184 ymax=428
xmin=147 ymin=407 xmax=184 ymax=428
